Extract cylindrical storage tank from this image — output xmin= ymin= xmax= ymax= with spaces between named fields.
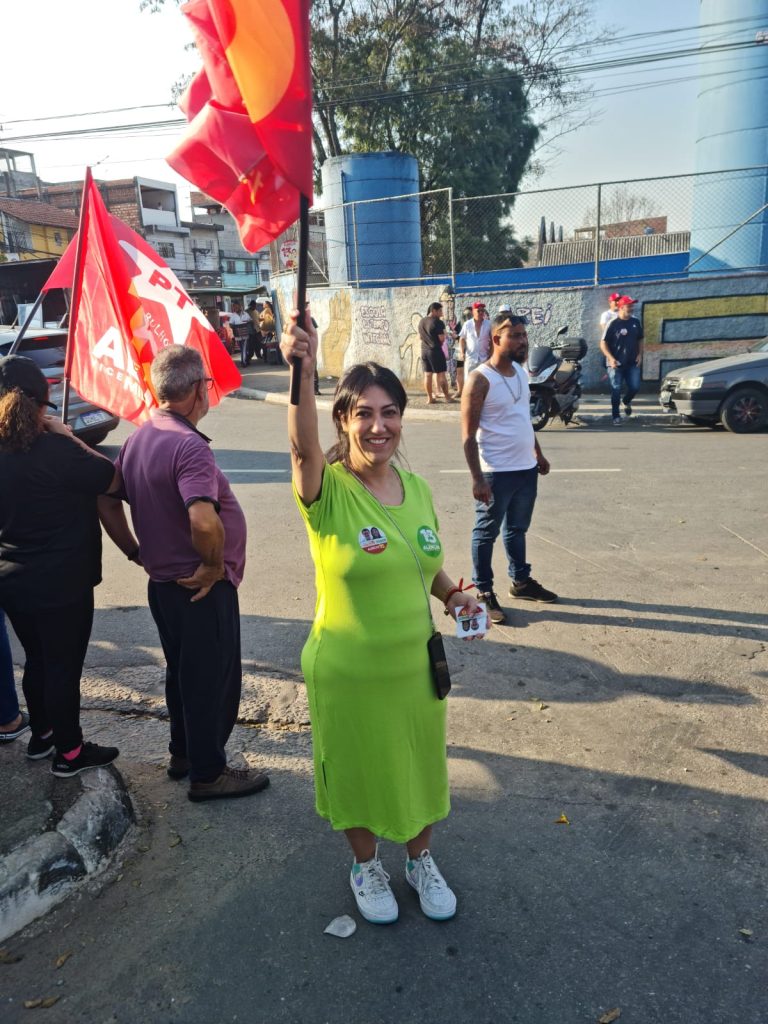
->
xmin=690 ymin=0 xmax=768 ymax=272
xmin=320 ymin=152 xmax=422 ymax=285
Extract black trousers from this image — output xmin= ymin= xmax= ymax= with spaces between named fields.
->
xmin=6 ymin=591 xmax=94 ymax=753
xmin=148 ymin=579 xmax=242 ymax=783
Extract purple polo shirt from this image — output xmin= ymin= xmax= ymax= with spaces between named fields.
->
xmin=115 ymin=410 xmax=246 ymax=588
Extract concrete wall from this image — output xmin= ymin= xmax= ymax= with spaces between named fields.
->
xmin=273 ymin=270 xmax=768 ymax=387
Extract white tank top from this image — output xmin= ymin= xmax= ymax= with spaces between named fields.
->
xmin=475 ymin=363 xmax=537 ymax=473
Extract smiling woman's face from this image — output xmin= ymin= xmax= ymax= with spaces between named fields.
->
xmin=341 ymin=384 xmax=403 ymax=471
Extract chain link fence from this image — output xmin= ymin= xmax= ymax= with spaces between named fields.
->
xmin=270 ymin=166 xmax=768 ymax=289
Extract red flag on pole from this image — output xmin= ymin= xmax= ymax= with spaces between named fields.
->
xmin=167 ymin=0 xmax=313 ymax=252
xmin=44 ymin=174 xmax=241 ymax=423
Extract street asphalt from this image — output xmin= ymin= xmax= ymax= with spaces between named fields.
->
xmin=0 ymin=390 xmax=766 ymax=1024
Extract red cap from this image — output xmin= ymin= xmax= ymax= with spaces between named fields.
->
xmin=618 ymin=295 xmax=637 ymax=307
xmin=609 ymin=292 xmax=622 ymax=302
xmin=472 ymin=301 xmax=486 ymax=310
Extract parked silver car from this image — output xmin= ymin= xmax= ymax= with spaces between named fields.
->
xmin=659 ymin=338 xmax=768 ymax=433
xmin=0 ymin=327 xmax=119 ymax=445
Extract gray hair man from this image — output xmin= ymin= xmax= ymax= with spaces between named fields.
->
xmin=99 ymin=347 xmax=269 ymax=801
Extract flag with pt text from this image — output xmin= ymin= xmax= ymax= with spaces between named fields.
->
xmin=167 ymin=0 xmax=313 ymax=252
xmin=44 ymin=172 xmax=241 ymax=423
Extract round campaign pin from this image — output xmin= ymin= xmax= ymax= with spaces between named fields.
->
xmin=358 ymin=526 xmax=388 ymax=554
xmin=416 ymin=525 xmax=442 ymax=557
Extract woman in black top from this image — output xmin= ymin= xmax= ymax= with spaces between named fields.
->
xmin=0 ymin=356 xmax=122 ymax=777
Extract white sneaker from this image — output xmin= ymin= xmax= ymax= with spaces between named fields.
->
xmin=405 ymin=849 xmax=457 ymax=920
xmin=349 ymin=848 xmax=399 ymax=924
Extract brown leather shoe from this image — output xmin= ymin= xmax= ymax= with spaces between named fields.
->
xmin=167 ymin=755 xmax=190 ymax=780
xmin=188 ymin=765 xmax=270 ymax=803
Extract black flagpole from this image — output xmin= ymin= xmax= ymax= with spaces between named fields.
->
xmin=289 ymin=193 xmax=310 ymax=406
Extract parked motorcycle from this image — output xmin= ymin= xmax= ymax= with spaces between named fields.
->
xmin=527 ymin=326 xmax=588 ymax=431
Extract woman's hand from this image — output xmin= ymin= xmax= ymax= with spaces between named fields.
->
xmin=42 ymin=415 xmax=73 ymax=436
xmin=445 ymin=591 xmax=489 ymax=639
xmin=280 ymin=308 xmax=319 ymax=379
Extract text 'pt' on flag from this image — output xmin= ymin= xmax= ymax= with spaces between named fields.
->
xmin=44 ymin=173 xmax=241 ymax=423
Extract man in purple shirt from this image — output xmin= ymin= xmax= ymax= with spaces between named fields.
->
xmin=100 ymin=346 xmax=269 ymax=802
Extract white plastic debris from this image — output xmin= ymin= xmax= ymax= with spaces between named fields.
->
xmin=324 ymin=914 xmax=357 ymax=938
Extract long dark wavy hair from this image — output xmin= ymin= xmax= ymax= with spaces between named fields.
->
xmin=326 ymin=362 xmax=408 ymax=465
xmin=0 ymin=390 xmax=44 ymax=453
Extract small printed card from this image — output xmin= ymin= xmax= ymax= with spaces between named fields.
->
xmin=455 ymin=602 xmax=488 ymax=638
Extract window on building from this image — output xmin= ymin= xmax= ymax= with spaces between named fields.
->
xmin=244 ymin=260 xmax=254 ymax=274
xmin=226 ymin=260 xmax=236 ymax=273
xmin=54 ymin=231 xmax=62 ymax=246
xmin=157 ymin=242 xmax=176 ymax=259
xmin=260 ymin=269 xmax=270 ymax=283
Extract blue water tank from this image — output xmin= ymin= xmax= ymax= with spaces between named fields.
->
xmin=690 ymin=0 xmax=768 ymax=272
xmin=320 ymin=152 xmax=422 ymax=285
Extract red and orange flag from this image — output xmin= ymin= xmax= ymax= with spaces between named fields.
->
xmin=167 ymin=0 xmax=313 ymax=252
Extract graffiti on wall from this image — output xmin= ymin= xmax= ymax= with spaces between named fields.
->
xmin=399 ymin=313 xmax=423 ymax=382
xmin=320 ymin=290 xmax=352 ymax=377
xmin=355 ymin=304 xmax=391 ymax=348
xmin=641 ymin=293 xmax=768 ymax=380
xmin=513 ymin=304 xmax=553 ymax=326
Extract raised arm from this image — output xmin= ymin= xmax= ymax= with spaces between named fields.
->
xmin=280 ymin=309 xmax=325 ymax=505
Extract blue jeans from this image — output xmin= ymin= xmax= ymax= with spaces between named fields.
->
xmin=607 ymin=363 xmax=641 ymax=418
xmin=0 ymin=611 xmax=20 ymax=724
xmin=472 ymin=467 xmax=539 ymax=592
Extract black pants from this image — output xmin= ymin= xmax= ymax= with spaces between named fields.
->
xmin=148 ymin=579 xmax=242 ymax=783
xmin=6 ymin=591 xmax=94 ymax=753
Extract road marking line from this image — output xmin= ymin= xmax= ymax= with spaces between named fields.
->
xmin=440 ymin=468 xmax=622 ymax=474
xmin=720 ymin=524 xmax=768 ymax=561
xmin=529 ymin=533 xmax=605 ymax=570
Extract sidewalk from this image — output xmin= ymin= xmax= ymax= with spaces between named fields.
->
xmin=0 ymin=739 xmax=134 ymax=942
xmin=234 ymin=359 xmax=676 ymax=425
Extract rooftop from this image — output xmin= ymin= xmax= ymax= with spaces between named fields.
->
xmin=0 ymin=197 xmax=79 ymax=229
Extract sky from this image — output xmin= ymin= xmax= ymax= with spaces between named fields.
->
xmin=0 ymin=0 xmax=714 ymax=211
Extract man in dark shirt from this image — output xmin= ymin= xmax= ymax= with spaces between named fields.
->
xmin=418 ymin=301 xmax=454 ymax=404
xmin=600 ymin=295 xmax=644 ymax=425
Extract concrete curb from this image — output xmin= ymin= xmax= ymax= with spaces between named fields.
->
xmin=230 ymin=387 xmax=679 ymax=427
xmin=0 ymin=766 xmax=134 ymax=942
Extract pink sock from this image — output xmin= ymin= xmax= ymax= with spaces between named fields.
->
xmin=62 ymin=744 xmax=82 ymax=761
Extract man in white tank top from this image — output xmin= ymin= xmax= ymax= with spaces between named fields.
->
xmin=460 ymin=314 xmax=557 ymax=624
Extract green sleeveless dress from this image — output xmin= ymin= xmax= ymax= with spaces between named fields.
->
xmin=294 ymin=461 xmax=450 ymax=842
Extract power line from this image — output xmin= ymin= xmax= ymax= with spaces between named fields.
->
xmin=2 ymin=11 xmax=765 ymax=129
xmin=1 ymin=36 xmax=762 ymax=149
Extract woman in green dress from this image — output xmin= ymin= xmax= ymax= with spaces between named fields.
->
xmin=281 ymin=311 xmax=486 ymax=926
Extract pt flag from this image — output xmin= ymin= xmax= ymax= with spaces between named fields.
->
xmin=167 ymin=0 xmax=313 ymax=252
xmin=44 ymin=174 xmax=241 ymax=424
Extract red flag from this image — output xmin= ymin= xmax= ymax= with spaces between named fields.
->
xmin=167 ymin=0 xmax=313 ymax=252
xmin=44 ymin=174 xmax=241 ymax=423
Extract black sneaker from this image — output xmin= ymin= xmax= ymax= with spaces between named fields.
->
xmin=167 ymin=754 xmax=190 ymax=780
xmin=0 ymin=710 xmax=30 ymax=742
xmin=624 ymin=403 xmax=633 ymax=417
xmin=478 ymin=591 xmax=506 ymax=625
xmin=51 ymin=741 xmax=119 ymax=778
xmin=27 ymin=733 xmax=55 ymax=760
xmin=509 ymin=578 xmax=558 ymax=603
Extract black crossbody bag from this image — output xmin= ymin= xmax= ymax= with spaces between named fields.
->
xmin=348 ymin=469 xmax=451 ymax=700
